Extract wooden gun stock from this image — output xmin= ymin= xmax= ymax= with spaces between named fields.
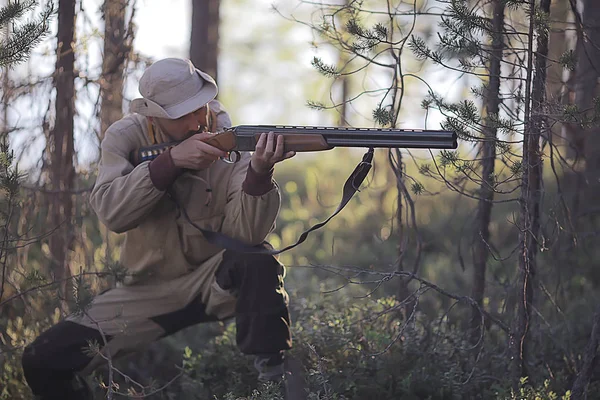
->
xmin=204 ymin=130 xmax=332 ymax=152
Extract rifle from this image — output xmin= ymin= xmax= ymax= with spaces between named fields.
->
xmin=131 ymin=124 xmax=457 ymax=165
xmin=131 ymin=124 xmax=458 ymax=255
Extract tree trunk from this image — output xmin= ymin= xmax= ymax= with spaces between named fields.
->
xmin=562 ymin=0 xmax=600 ymax=218
xmin=338 ymin=70 xmax=349 ymax=126
xmin=571 ymin=304 xmax=600 ymax=399
xmin=100 ymin=0 xmax=130 ymax=141
xmin=190 ymin=0 xmax=220 ymax=80
xmin=394 ymin=148 xmax=408 ymax=303
xmin=48 ymin=0 xmax=76 ymax=303
xmin=337 ymin=0 xmax=349 ymax=127
xmin=573 ymin=0 xmax=600 ymax=219
xmin=509 ymin=0 xmax=551 ymax=388
xmin=545 ymin=0 xmax=571 ymax=136
xmin=470 ymin=0 xmax=505 ymax=346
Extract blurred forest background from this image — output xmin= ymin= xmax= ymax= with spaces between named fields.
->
xmin=1 ymin=0 xmax=600 ymax=399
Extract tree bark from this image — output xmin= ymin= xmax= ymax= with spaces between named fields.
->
xmin=572 ymin=0 xmax=600 ymax=218
xmin=48 ymin=0 xmax=76 ymax=302
xmin=509 ymin=0 xmax=551 ymax=388
xmin=561 ymin=0 xmax=600 ymax=219
xmin=190 ymin=0 xmax=220 ymax=80
xmin=545 ymin=0 xmax=571 ymax=136
xmin=571 ymin=305 xmax=600 ymax=399
xmin=393 ymin=148 xmax=409 ymax=304
xmin=100 ymin=0 xmax=130 ymax=141
xmin=470 ymin=0 xmax=505 ymax=346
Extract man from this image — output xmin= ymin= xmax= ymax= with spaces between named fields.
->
xmin=22 ymin=57 xmax=296 ymax=399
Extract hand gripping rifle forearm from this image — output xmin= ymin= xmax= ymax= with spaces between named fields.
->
xmin=130 ymin=125 xmax=458 ymax=166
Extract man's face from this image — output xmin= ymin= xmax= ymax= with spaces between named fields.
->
xmin=153 ymin=105 xmax=209 ymax=141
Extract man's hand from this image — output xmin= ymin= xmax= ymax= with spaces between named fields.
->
xmin=170 ymin=132 xmax=228 ymax=170
xmin=251 ymin=132 xmax=296 ymax=174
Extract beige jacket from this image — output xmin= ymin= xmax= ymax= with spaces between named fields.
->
xmin=90 ymin=100 xmax=281 ymax=285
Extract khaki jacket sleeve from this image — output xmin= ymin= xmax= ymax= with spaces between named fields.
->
xmin=221 ymin=152 xmax=281 ymax=246
xmin=210 ymin=99 xmax=280 ymax=246
xmin=90 ymin=119 xmax=166 ymax=233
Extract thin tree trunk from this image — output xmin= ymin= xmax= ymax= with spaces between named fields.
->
xmin=573 ymin=0 xmax=600 ymax=218
xmin=561 ymin=0 xmax=600 ymax=225
xmin=1 ymin=75 xmax=8 ymax=140
xmin=571 ymin=304 xmax=600 ymax=399
xmin=190 ymin=0 xmax=219 ymax=80
xmin=1 ymin=31 xmax=8 ymax=138
xmin=0 ymin=35 xmax=9 ymax=304
xmin=48 ymin=0 xmax=76 ymax=303
xmin=391 ymin=148 xmax=422 ymax=310
xmin=470 ymin=0 xmax=505 ymax=345
xmin=509 ymin=0 xmax=551 ymax=388
xmin=337 ymin=0 xmax=349 ymax=127
xmin=100 ymin=0 xmax=130 ymax=142
xmin=545 ymin=0 xmax=571 ymax=135
xmin=394 ymin=148 xmax=408 ymax=302
xmin=339 ymin=73 xmax=349 ymax=126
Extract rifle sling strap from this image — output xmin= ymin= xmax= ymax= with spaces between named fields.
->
xmin=172 ymin=148 xmax=374 ymax=255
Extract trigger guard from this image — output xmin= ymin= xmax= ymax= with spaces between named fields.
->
xmin=220 ymin=151 xmax=241 ymax=164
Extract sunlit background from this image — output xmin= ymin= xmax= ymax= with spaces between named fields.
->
xmin=6 ymin=0 xmax=463 ymax=169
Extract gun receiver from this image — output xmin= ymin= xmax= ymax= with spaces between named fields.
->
xmin=132 ymin=125 xmax=458 ymax=165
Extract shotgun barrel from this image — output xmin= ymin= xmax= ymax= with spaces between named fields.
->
xmin=230 ymin=125 xmax=457 ymax=151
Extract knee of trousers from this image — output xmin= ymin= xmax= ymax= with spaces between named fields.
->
xmin=245 ymin=253 xmax=285 ymax=279
xmin=216 ymin=251 xmax=285 ymax=291
xmin=22 ymin=335 xmax=57 ymax=376
xmin=22 ymin=321 xmax=105 ymax=380
xmin=22 ymin=338 xmax=62 ymax=393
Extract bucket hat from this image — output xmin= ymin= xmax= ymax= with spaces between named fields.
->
xmin=130 ymin=58 xmax=218 ymax=119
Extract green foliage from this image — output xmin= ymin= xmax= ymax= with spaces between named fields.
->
xmin=345 ymin=18 xmax=386 ymax=53
xmin=409 ymin=35 xmax=444 ymax=64
xmin=561 ymin=98 xmax=600 ymax=128
xmin=502 ymin=378 xmax=572 ymax=400
xmin=410 ymin=181 xmax=424 ymax=195
xmin=307 ymin=100 xmax=327 ymax=110
xmin=533 ymin=5 xmax=550 ymax=37
xmin=372 ymin=105 xmax=395 ymax=126
xmin=445 ymin=0 xmax=489 ymax=34
xmin=504 ymin=0 xmax=528 ymax=10
xmin=559 ymin=49 xmax=577 ymax=72
xmin=439 ymin=149 xmax=460 ymax=168
xmin=153 ymin=293 xmax=596 ymax=400
xmin=72 ymin=273 xmax=94 ymax=314
xmin=0 ymin=0 xmax=54 ymax=68
xmin=510 ymin=160 xmax=523 ymax=176
xmin=311 ymin=56 xmax=340 ymax=78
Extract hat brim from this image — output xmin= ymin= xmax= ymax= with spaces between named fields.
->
xmin=129 ymin=69 xmax=218 ymax=119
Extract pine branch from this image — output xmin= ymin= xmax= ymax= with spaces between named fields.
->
xmin=0 ymin=1 xmax=54 ymax=68
xmin=311 ymin=56 xmax=340 ymax=77
xmin=0 ymin=0 xmax=36 ymax=28
xmin=306 ymin=100 xmax=326 ymax=110
xmin=372 ymin=105 xmax=394 ymax=126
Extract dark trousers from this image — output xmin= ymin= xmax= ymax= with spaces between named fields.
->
xmin=21 ymin=251 xmax=292 ymax=399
